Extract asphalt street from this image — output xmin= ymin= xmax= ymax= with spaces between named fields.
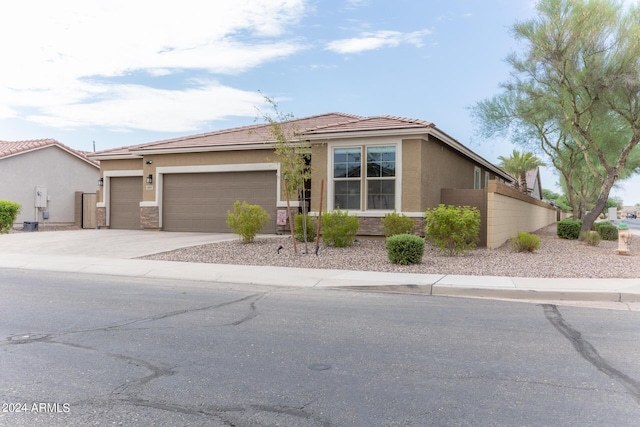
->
xmin=1 ymin=269 xmax=639 ymax=426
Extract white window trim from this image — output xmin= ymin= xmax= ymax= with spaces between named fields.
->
xmin=474 ymin=166 xmax=481 ymax=190
xmin=326 ymin=139 xmax=402 ymax=214
xmin=484 ymin=171 xmax=490 ymax=189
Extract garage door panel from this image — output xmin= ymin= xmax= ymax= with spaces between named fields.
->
xmin=163 ymin=171 xmax=277 ymax=233
xmin=110 ymin=176 xmax=142 ymax=230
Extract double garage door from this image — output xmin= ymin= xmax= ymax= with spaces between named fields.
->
xmin=162 ymin=171 xmax=277 ymax=233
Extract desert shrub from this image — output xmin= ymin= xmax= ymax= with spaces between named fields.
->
xmin=294 ymin=213 xmax=317 ymax=242
xmin=386 ymin=234 xmax=425 ymax=265
xmin=381 ymin=211 xmax=415 ymax=237
xmin=0 ymin=200 xmax=21 ymax=234
xmin=510 ymin=231 xmax=541 ymax=252
xmin=226 ymin=200 xmax=271 ymax=243
xmin=581 ymin=230 xmax=601 ymax=246
xmin=557 ymin=219 xmax=582 ymax=240
xmin=424 ymin=204 xmax=480 ymax=256
xmin=593 ymin=222 xmax=618 ymax=241
xmin=322 ymin=209 xmax=360 ymax=247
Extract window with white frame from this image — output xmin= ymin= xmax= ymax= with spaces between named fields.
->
xmin=366 ymin=146 xmax=396 ymax=209
xmin=332 ymin=145 xmax=396 ymax=210
xmin=484 ymin=171 xmax=490 ymax=188
xmin=333 ymin=147 xmax=362 ymax=210
xmin=474 ymin=166 xmax=481 ymax=189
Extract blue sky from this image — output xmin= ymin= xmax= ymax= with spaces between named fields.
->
xmin=2 ymin=0 xmax=639 ymax=205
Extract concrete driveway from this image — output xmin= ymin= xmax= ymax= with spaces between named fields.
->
xmin=0 ymin=229 xmax=238 ymax=258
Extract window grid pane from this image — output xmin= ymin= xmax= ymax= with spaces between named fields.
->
xmin=367 ymin=146 xmax=395 ymax=178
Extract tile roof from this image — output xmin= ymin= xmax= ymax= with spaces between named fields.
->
xmin=92 ymin=113 xmax=435 ymax=156
xmin=0 ymin=138 xmax=99 ymax=166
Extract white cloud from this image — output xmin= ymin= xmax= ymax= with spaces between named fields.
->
xmin=325 ymin=29 xmax=432 ymax=54
xmin=27 ymin=82 xmax=267 ymax=133
xmin=0 ymin=0 xmax=307 ymax=131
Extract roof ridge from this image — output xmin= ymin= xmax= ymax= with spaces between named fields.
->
xmin=0 ymin=138 xmax=99 ymax=165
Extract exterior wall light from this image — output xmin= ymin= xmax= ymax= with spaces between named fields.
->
xmin=98 ymin=177 xmax=104 ymax=186
xmin=146 ymin=174 xmax=153 ymax=184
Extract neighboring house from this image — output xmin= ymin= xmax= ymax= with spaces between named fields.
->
xmin=90 ymin=113 xmax=514 ymax=235
xmin=0 ymin=139 xmax=100 ymax=226
xmin=525 ymin=168 xmax=543 ymax=200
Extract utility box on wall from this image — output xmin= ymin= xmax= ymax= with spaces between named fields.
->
xmin=35 ymin=186 xmax=48 ymax=208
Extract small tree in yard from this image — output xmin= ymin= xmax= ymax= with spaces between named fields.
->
xmin=424 ymin=204 xmax=480 ymax=256
xmin=0 ymin=200 xmax=21 ymax=234
xmin=255 ymin=95 xmax=311 ymax=253
xmin=226 ymin=200 xmax=271 ymax=243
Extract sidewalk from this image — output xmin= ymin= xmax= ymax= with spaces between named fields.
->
xmin=1 ymin=229 xmax=639 ymax=305
xmin=0 ymin=252 xmax=639 ymax=304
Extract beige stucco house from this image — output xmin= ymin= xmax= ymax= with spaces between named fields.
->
xmin=0 ymin=139 xmax=100 ymax=227
xmin=90 ymin=113 xmax=514 ymax=236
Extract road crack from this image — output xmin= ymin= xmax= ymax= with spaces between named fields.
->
xmin=542 ymin=304 xmax=640 ymax=405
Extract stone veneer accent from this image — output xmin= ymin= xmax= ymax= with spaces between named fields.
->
xmin=97 ymin=207 xmax=107 ymax=228
xmin=141 ymin=206 xmax=160 ymax=230
xmin=357 ymin=216 xmax=424 ymax=236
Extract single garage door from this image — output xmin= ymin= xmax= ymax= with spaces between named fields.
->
xmin=110 ymin=176 xmax=142 ymax=229
xmin=163 ymin=171 xmax=277 ymax=233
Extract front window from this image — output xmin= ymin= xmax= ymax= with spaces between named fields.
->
xmin=333 ymin=147 xmax=361 ymax=210
xmin=332 ymin=145 xmax=396 ymax=211
xmin=366 ymin=146 xmax=395 ymax=209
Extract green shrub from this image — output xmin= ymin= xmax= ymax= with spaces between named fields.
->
xmin=593 ymin=222 xmax=618 ymax=241
xmin=557 ymin=219 xmax=582 ymax=240
xmin=424 ymin=204 xmax=480 ymax=256
xmin=581 ymin=230 xmax=601 ymax=247
xmin=294 ymin=213 xmax=317 ymax=242
xmin=226 ymin=200 xmax=271 ymax=243
xmin=0 ymin=200 xmax=21 ymax=234
xmin=386 ymin=234 xmax=425 ymax=265
xmin=510 ymin=231 xmax=541 ymax=252
xmin=322 ymin=209 xmax=360 ymax=247
xmin=381 ymin=211 xmax=415 ymax=237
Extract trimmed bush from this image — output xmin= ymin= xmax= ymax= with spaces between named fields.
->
xmin=424 ymin=204 xmax=480 ymax=256
xmin=581 ymin=230 xmax=601 ymax=247
xmin=294 ymin=213 xmax=317 ymax=242
xmin=322 ymin=209 xmax=360 ymax=247
xmin=386 ymin=234 xmax=425 ymax=265
xmin=510 ymin=231 xmax=540 ymax=252
xmin=557 ymin=219 xmax=582 ymax=240
xmin=593 ymin=222 xmax=618 ymax=241
xmin=226 ymin=200 xmax=271 ymax=243
xmin=0 ymin=200 xmax=21 ymax=234
xmin=381 ymin=211 xmax=415 ymax=237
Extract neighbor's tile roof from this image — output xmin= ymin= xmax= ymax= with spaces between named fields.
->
xmin=92 ymin=113 xmax=435 ymax=156
xmin=0 ymin=138 xmax=99 ymax=166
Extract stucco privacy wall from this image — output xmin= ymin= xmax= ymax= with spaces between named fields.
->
xmin=1 ymin=146 xmax=99 ymax=224
xmin=486 ymin=180 xmax=557 ymax=249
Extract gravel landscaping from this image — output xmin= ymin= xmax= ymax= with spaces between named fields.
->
xmin=140 ymin=223 xmax=640 ymax=279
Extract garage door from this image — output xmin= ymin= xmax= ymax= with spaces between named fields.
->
xmin=110 ymin=176 xmax=142 ymax=229
xmin=163 ymin=171 xmax=277 ymax=233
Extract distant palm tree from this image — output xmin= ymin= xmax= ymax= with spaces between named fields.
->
xmin=498 ymin=150 xmax=545 ymax=194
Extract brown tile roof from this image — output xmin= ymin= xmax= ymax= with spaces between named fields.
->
xmin=0 ymin=138 xmax=99 ymax=166
xmin=305 ymin=115 xmax=434 ymax=134
xmin=92 ymin=113 xmax=437 ymax=156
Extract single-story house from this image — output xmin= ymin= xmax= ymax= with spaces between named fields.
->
xmin=90 ymin=113 xmax=515 ymax=236
xmin=0 ymin=139 xmax=100 ymax=227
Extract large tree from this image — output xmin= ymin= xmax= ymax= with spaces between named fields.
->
xmin=473 ymin=0 xmax=640 ymax=232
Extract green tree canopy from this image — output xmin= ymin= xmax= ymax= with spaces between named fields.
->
xmin=497 ymin=150 xmax=545 ymax=193
xmin=473 ymin=0 xmax=640 ymax=232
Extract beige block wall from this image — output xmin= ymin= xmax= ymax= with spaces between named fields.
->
xmin=486 ymin=182 xmax=557 ymax=249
